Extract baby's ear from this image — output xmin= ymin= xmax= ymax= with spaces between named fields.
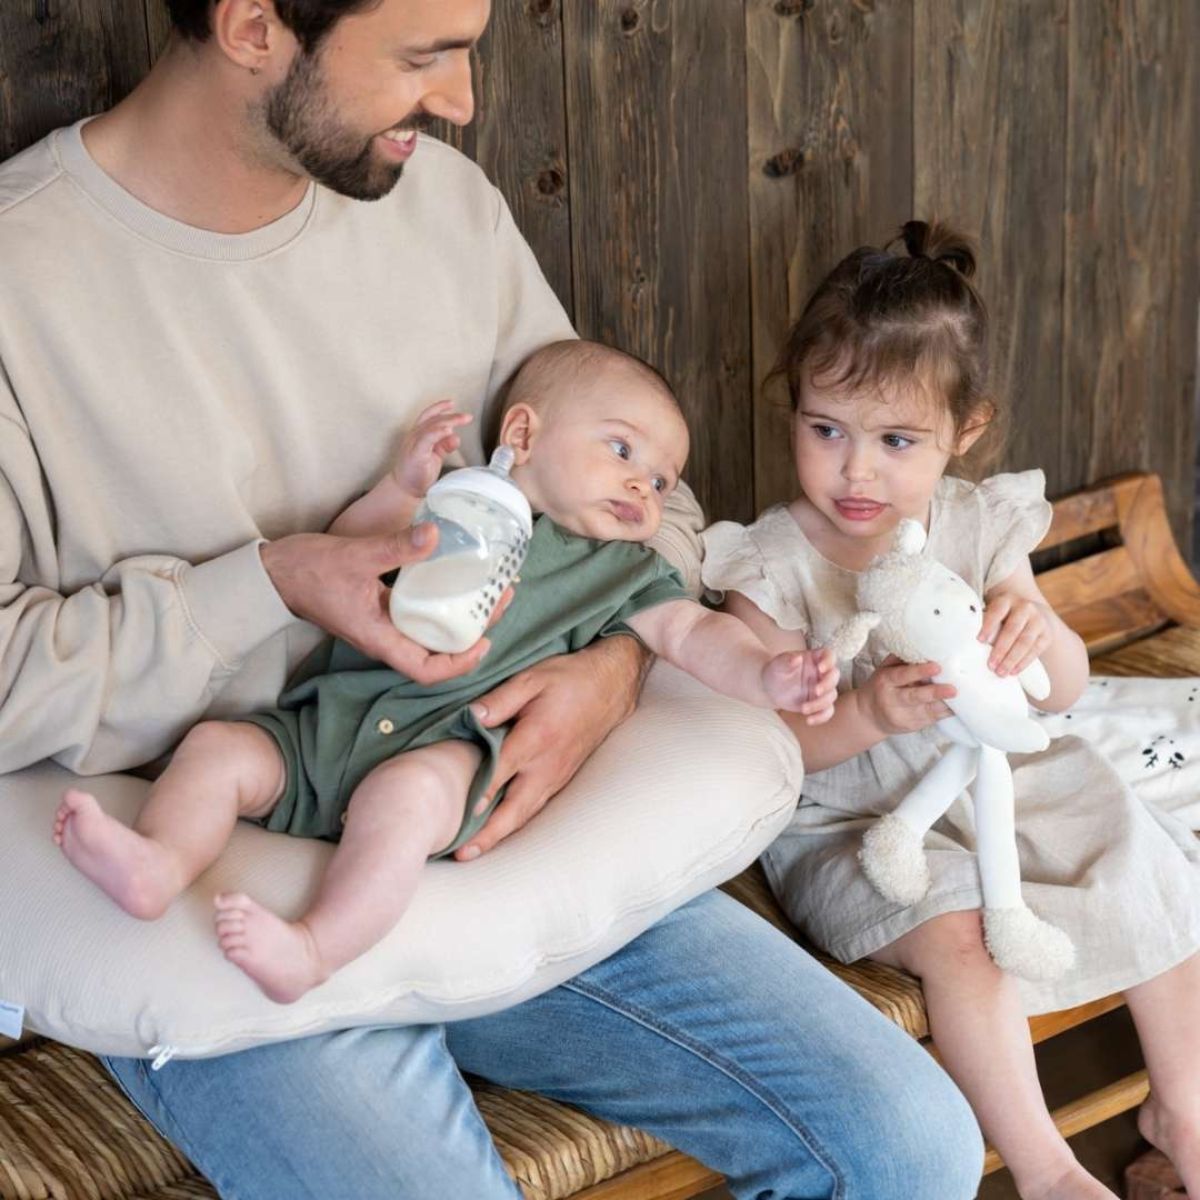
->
xmin=497 ymin=402 xmax=540 ymax=465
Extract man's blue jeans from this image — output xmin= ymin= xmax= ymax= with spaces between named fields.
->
xmin=104 ymin=891 xmax=982 ymax=1199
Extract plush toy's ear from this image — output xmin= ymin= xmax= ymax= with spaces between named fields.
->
xmin=894 ymin=518 xmax=927 ymax=556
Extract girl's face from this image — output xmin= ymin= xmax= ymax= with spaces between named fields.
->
xmin=792 ymin=371 xmax=985 ymax=552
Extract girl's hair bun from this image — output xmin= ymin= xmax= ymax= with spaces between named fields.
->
xmin=900 ymin=219 xmax=976 ymax=279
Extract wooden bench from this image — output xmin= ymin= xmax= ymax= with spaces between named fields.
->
xmin=3 ymin=472 xmax=1198 ymax=1200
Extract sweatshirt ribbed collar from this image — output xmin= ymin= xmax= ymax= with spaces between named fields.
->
xmin=54 ymin=118 xmax=317 ymax=261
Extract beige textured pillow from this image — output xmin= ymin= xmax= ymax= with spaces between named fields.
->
xmin=0 ymin=663 xmax=801 ymax=1061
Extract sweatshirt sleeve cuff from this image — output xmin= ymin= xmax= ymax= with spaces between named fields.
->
xmin=648 ymin=481 xmax=706 ymax=598
xmin=175 ymin=539 xmax=297 ymax=670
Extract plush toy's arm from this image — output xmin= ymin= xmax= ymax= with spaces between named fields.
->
xmin=827 ymin=612 xmax=881 ymax=662
xmin=1018 ymin=658 xmax=1052 ymax=703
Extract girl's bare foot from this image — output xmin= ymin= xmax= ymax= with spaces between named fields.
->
xmin=1026 ymin=1162 xmax=1119 ymax=1200
xmin=1139 ymin=1093 xmax=1200 ymax=1197
xmin=53 ymin=789 xmax=181 ymax=919
xmin=214 ymin=893 xmax=329 ymax=1004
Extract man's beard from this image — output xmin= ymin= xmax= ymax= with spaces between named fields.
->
xmin=264 ymin=50 xmax=425 ymax=201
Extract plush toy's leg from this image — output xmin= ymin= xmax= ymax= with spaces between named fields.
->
xmin=860 ymin=743 xmax=977 ymax=905
xmin=975 ymin=747 xmax=1076 ymax=981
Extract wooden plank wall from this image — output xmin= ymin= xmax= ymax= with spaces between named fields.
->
xmin=2 ymin=0 xmax=1197 ymax=542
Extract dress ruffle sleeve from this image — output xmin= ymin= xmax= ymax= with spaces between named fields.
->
xmin=700 ymin=515 xmax=810 ymax=633
xmin=979 ymin=469 xmax=1054 ymax=591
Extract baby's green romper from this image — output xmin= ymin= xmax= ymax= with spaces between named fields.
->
xmin=244 ymin=516 xmax=687 ymax=855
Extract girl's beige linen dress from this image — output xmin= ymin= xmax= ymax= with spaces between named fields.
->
xmin=702 ymin=470 xmax=1200 ymax=1014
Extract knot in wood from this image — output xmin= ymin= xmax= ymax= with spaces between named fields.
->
xmin=763 ymin=147 xmax=805 ymax=178
xmin=526 ymin=0 xmax=556 ymax=25
xmin=536 ymin=167 xmax=565 ymax=197
xmin=619 ymin=7 xmax=641 ymax=34
xmin=774 ymin=0 xmax=813 ymax=17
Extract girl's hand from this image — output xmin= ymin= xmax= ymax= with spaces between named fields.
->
xmin=860 ymin=658 xmax=956 ymax=736
xmin=391 ymin=400 xmax=473 ymax=499
xmin=762 ymin=647 xmax=840 ymax=724
xmin=979 ymin=591 xmax=1053 ymax=677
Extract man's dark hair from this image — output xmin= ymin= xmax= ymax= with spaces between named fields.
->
xmin=166 ymin=0 xmax=382 ymax=55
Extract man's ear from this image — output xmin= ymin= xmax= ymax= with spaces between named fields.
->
xmin=212 ymin=0 xmax=287 ymax=74
xmin=498 ymin=403 xmax=541 ymax=466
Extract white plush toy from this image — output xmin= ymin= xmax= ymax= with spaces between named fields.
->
xmin=829 ymin=518 xmax=1075 ymax=982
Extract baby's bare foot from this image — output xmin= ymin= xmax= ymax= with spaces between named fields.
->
xmin=1139 ymin=1094 xmax=1200 ymax=1197
xmin=53 ymin=789 xmax=181 ymax=919
xmin=214 ymin=893 xmax=329 ymax=1004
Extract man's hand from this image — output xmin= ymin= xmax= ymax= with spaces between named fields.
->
xmin=455 ymin=636 xmax=647 ymax=860
xmin=260 ymin=524 xmax=491 ymax=685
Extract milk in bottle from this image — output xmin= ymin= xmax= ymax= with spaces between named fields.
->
xmin=389 ymin=447 xmax=532 ymax=653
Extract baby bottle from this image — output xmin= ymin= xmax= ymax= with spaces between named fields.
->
xmin=388 ymin=446 xmax=533 ymax=653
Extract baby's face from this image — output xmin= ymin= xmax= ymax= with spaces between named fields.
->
xmin=512 ymin=372 xmax=690 ymax=542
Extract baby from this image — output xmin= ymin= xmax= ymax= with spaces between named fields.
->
xmin=54 ymin=339 xmax=838 ymax=1004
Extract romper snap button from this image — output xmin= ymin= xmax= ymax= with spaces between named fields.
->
xmin=376 ymin=718 xmax=395 ymax=735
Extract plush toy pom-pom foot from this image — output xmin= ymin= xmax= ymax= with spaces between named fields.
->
xmin=983 ymin=905 xmax=1076 ymax=981
xmin=859 ymin=814 xmax=931 ymax=905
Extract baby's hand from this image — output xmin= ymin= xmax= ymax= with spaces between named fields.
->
xmin=860 ymin=657 xmax=957 ymax=736
xmin=978 ymin=592 xmax=1053 ymax=677
xmin=392 ymin=400 xmax=473 ymax=499
xmin=762 ymin=647 xmax=840 ymax=724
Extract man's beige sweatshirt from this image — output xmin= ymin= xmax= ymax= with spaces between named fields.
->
xmin=0 ymin=121 xmax=703 ymax=775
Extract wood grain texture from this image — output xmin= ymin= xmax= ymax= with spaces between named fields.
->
xmin=432 ymin=2 xmax=573 ymax=319
xmin=563 ymin=0 xmax=753 ymax=523
xmin=1028 ymin=994 xmax=1127 ymax=1045
xmin=1037 ymin=544 xmax=1141 ymax=615
xmin=473 ymin=0 xmax=572 ymax=319
xmin=1063 ymin=0 xmax=1199 ymax=552
xmin=1094 ymin=624 xmax=1200 ymax=678
xmin=914 ymin=0 xmax=1069 ymax=494
xmin=571 ymin=1154 xmax=722 ymax=1200
xmin=0 ymin=0 xmax=150 ymax=159
xmin=746 ymin=0 xmax=914 ymax=511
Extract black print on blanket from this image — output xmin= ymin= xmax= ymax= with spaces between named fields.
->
xmin=1143 ymin=735 xmax=1186 ymax=771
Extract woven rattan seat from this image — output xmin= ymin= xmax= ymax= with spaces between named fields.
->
xmin=0 ymin=1038 xmax=672 ymax=1200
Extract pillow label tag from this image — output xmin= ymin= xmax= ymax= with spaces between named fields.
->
xmin=0 ymin=1000 xmax=24 ymax=1039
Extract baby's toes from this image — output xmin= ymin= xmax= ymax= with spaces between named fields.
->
xmin=216 ymin=917 xmax=248 ymax=952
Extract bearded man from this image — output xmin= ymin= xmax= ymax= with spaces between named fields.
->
xmin=0 ymin=2 xmax=982 ymax=1196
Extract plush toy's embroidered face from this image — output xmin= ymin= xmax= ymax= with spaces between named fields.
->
xmin=902 ymin=569 xmax=983 ymax=659
xmin=850 ymin=517 xmax=989 ymax=664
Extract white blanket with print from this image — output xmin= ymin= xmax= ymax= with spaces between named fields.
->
xmin=1036 ymin=676 xmax=1200 ymax=828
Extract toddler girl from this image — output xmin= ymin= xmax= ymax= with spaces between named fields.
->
xmin=53 ymin=339 xmax=837 ymax=1006
xmin=702 ymin=222 xmax=1200 ymax=1200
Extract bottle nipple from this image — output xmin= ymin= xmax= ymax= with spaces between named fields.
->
xmin=489 ymin=445 xmax=516 ymax=476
